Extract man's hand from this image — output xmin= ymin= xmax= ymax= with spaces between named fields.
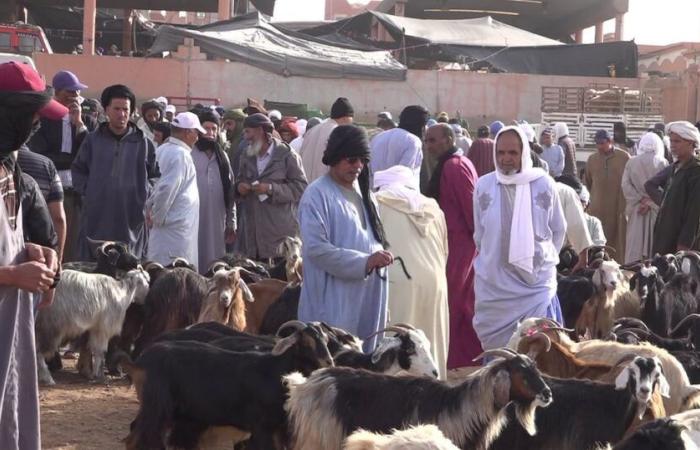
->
xmin=366 ymin=250 xmax=394 ymax=274
xmin=238 ymin=182 xmax=252 ymax=196
xmin=25 ymin=243 xmax=58 ymax=272
xmin=68 ymin=101 xmax=84 ymax=128
xmin=9 ymin=261 xmax=56 ymax=293
xmin=225 ymin=228 xmax=236 ymax=244
xmin=252 ymin=182 xmax=271 ymax=195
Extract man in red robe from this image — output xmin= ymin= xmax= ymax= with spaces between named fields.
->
xmin=425 ymin=123 xmax=482 ymax=369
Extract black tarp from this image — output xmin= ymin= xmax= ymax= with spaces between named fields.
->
xmin=148 ymin=12 xmax=407 ymax=81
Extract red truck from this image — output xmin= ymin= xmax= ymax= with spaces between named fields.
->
xmin=0 ymin=22 xmax=52 ymax=55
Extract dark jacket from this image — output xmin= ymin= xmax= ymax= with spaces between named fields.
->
xmin=19 ymin=172 xmax=58 ymax=250
xmin=28 ymin=115 xmax=97 ymax=171
xmin=653 ymin=158 xmax=700 ymax=254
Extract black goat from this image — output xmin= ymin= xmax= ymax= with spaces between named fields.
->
xmin=557 ymin=275 xmax=596 ymax=328
xmin=659 ymin=273 xmax=700 ymax=334
xmin=121 ymin=322 xmax=333 ymax=450
xmin=630 ymin=265 xmax=667 ymax=336
xmin=490 ymin=356 xmax=670 ymax=450
xmin=608 ymin=418 xmax=688 ymax=450
xmin=652 ymin=253 xmax=680 ymax=283
xmin=259 ymin=284 xmax=301 ymax=335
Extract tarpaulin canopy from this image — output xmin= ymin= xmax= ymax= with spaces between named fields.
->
xmin=148 ymin=12 xmax=407 ymax=81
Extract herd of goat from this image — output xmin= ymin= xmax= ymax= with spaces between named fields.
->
xmin=34 ymin=240 xmax=700 ymax=449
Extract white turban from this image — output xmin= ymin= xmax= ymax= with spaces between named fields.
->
xmin=493 ymin=126 xmax=547 ymax=274
xmin=373 ymin=165 xmax=423 ymax=212
xmin=666 ymin=121 xmax=700 ymax=148
xmin=519 ymin=122 xmax=536 ymax=143
xmin=553 ymin=122 xmax=569 ymax=139
xmin=579 ymin=185 xmax=590 ymax=204
xmin=637 ymin=132 xmax=666 ymax=163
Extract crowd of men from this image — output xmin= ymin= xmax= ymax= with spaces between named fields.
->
xmin=2 ymin=61 xmax=700 ymax=449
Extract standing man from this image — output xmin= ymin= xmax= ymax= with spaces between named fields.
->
xmin=540 ymin=128 xmax=565 ymax=177
xmin=28 ymin=70 xmax=95 ymax=261
xmin=614 ymin=121 xmax=635 ymax=154
xmin=370 ymin=105 xmax=429 ymax=180
xmin=374 ymin=165 xmax=449 ymax=378
xmin=0 ymin=61 xmax=62 ymax=450
xmin=299 ymin=97 xmax=354 ymax=183
xmin=236 ymin=113 xmax=307 ymax=261
xmin=467 ymin=125 xmax=496 ymax=177
xmin=622 ymin=132 xmax=668 ymax=263
xmin=584 ymin=129 xmax=630 ymax=258
xmin=473 ymin=126 xmax=566 ymax=351
xmin=137 ymin=100 xmax=164 ymax=143
xmin=71 ymin=84 xmax=157 ymax=260
xmin=652 ymin=122 xmax=700 ymax=254
xmin=193 ymin=110 xmax=236 ymax=272
xmin=146 ymin=112 xmax=202 ymax=267
xmin=554 ymin=122 xmax=577 ymax=177
xmin=298 ymin=125 xmax=392 ymax=351
xmin=424 ymin=123 xmax=481 ymax=368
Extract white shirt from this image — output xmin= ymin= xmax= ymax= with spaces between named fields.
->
xmin=59 ymin=115 xmax=73 ymax=187
xmin=256 ymin=142 xmax=274 ymax=175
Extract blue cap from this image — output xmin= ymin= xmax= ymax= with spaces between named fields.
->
xmin=52 ymin=70 xmax=87 ymax=91
xmin=595 ymin=129 xmax=612 ymax=143
xmin=490 ymin=120 xmax=505 ymax=136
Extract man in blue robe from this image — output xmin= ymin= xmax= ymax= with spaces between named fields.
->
xmin=298 ymin=125 xmax=393 ymax=351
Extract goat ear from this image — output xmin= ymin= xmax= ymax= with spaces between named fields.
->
xmin=238 ymin=279 xmax=254 ymax=303
xmin=371 ymin=337 xmax=400 ymax=364
xmin=629 ymin=274 xmax=637 ymax=291
xmin=592 ymin=270 xmax=602 ymax=289
xmin=272 ymin=333 xmax=299 ymax=356
xmin=614 ymin=368 xmax=631 ymax=391
xmin=493 ymin=370 xmax=511 ymax=408
xmin=658 ymin=372 xmax=671 ymax=398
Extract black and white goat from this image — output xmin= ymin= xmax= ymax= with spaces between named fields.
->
xmin=62 ymin=239 xmax=140 ymax=277
xmin=35 ymin=268 xmax=150 ymax=385
xmin=490 ymin=356 xmax=670 ymax=450
xmin=121 ymin=322 xmax=334 ymax=450
xmin=599 ymin=409 xmax=700 ymax=449
xmin=284 ymin=348 xmax=552 ymax=450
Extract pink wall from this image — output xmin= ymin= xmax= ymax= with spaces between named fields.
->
xmin=35 ymin=53 xmax=645 ymax=125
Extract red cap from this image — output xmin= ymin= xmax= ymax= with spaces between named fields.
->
xmin=0 ymin=62 xmax=68 ymax=120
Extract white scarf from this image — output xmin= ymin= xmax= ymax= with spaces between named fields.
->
xmin=666 ymin=121 xmax=700 ymax=148
xmin=493 ymin=126 xmax=547 ymax=274
xmin=373 ymin=165 xmax=423 ymax=212
xmin=637 ymin=132 xmax=666 ymax=165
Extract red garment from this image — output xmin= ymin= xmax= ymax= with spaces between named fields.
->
xmin=439 ymin=155 xmax=482 ymax=369
xmin=467 ymin=138 xmax=495 ymax=177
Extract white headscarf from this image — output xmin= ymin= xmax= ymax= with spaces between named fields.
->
xmin=666 ymin=121 xmax=700 ymax=148
xmin=637 ymin=132 xmax=666 ymax=164
xmin=373 ymin=165 xmax=423 ymax=212
xmin=553 ymin=122 xmax=569 ymax=139
xmin=493 ymin=126 xmax=547 ymax=274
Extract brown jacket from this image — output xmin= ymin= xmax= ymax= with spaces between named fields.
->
xmin=236 ymin=139 xmax=308 ymax=259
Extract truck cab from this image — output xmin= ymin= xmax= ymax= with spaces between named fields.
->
xmin=0 ymin=23 xmax=52 ymax=56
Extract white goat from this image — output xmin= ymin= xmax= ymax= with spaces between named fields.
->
xmin=344 ymin=425 xmax=460 ymax=450
xmin=35 ymin=268 xmax=150 ymax=385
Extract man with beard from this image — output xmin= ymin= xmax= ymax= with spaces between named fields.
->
xmin=298 ymin=125 xmax=392 ymax=351
xmin=193 ymin=110 xmax=236 ymax=272
xmin=146 ymin=112 xmax=202 ymax=268
xmin=71 ymin=84 xmax=157 ymax=260
xmin=473 ymin=125 xmax=566 ymax=351
xmin=0 ymin=61 xmax=62 ymax=450
xmin=137 ymin=100 xmax=164 ymax=143
xmin=236 ymin=113 xmax=307 ymax=261
xmin=370 ymin=105 xmax=429 ymax=182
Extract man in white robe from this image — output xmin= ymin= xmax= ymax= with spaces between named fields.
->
xmin=146 ymin=112 xmax=201 ymax=269
xmin=298 ymin=125 xmax=393 ymax=352
xmin=622 ymin=132 xmax=668 ymax=263
xmin=473 ymin=126 xmax=567 ymax=351
xmin=374 ymin=165 xmax=449 ymax=379
xmin=298 ymin=98 xmax=354 ymax=183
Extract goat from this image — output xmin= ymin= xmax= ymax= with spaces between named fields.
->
xmin=276 ymin=236 xmax=303 ymax=283
xmin=62 ymin=238 xmax=139 ymax=277
xmin=131 ymin=267 xmax=209 ymax=358
xmin=490 ymin=356 xmax=670 ymax=450
xmin=653 ymin=253 xmax=680 ymax=283
xmin=197 ymin=268 xmax=254 ymax=331
xmin=656 ymin=273 xmax=700 ymax=335
xmin=245 ymin=278 xmax=289 ymax=334
xmin=284 ymin=348 xmax=552 ymax=450
xmin=344 ymin=425 xmax=459 ymax=450
xmin=599 ymin=414 xmax=699 ymax=449
xmin=557 ymin=245 xmax=580 ymax=276
xmin=219 ymin=253 xmax=271 ymax=282
xmin=629 ymin=265 xmax=667 ymax=336
xmin=556 ymin=275 xmax=596 ymax=328
xmin=120 ymin=321 xmax=334 ymax=450
xmin=35 ymin=268 xmax=150 ymax=385
xmin=609 ymin=317 xmax=694 ymax=352
xmin=677 ymin=251 xmax=700 ymax=282
xmin=671 ymin=314 xmax=700 ymax=350
xmin=259 ymin=284 xmax=301 ymax=335
xmin=576 ymin=260 xmax=640 ymax=339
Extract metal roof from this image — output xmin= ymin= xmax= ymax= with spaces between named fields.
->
xmin=18 ymin=0 xmax=276 ymax=15
xmin=376 ymin=0 xmax=629 ymax=40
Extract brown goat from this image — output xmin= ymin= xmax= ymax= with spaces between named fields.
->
xmin=197 ymin=268 xmax=254 ymax=331
xmin=245 ymin=278 xmax=289 ymax=334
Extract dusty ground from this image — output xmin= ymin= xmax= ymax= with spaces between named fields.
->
xmin=40 ymin=358 xmax=137 ymax=450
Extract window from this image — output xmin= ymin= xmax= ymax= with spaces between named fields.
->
xmin=178 ymin=10 xmax=187 ymax=18
xmin=196 ymin=11 xmax=206 ymax=19
xmin=18 ymin=33 xmax=42 ymax=53
xmin=0 ymin=32 xmax=11 ymax=52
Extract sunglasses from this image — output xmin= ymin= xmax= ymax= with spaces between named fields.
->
xmin=344 ymin=156 xmax=369 ymax=165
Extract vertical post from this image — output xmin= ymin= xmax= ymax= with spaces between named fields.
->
xmin=122 ymin=9 xmax=133 ymax=56
xmin=218 ymin=0 xmax=230 ymax=21
xmin=394 ymin=0 xmax=406 ymax=16
xmin=594 ymin=22 xmax=604 ymax=43
xmin=574 ymin=30 xmax=583 ymax=44
xmin=614 ymin=13 xmax=625 ymax=41
xmin=82 ymin=0 xmax=96 ymax=56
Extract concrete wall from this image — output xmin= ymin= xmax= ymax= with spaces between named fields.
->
xmin=34 ymin=52 xmax=644 ymax=125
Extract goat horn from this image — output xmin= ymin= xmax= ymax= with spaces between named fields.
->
xmin=615 ymin=318 xmax=650 ymax=332
xmin=473 ymin=348 xmax=518 ymax=362
xmin=670 ymin=314 xmax=700 ymax=337
xmin=675 ymin=251 xmax=700 ymax=261
xmin=276 ymin=320 xmax=307 ymax=337
xmin=365 ymin=326 xmax=408 ymax=340
xmin=623 ymin=328 xmax=651 ymax=337
xmin=391 ymin=322 xmax=417 ymax=331
xmin=524 ymin=332 xmax=552 ymax=353
xmin=612 ymin=353 xmax=639 ymax=368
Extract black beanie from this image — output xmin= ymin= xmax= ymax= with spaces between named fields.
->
xmin=399 ymin=105 xmax=429 ymax=139
xmin=322 ymin=125 xmax=370 ymax=166
xmin=330 ymin=97 xmax=354 ymax=119
xmin=198 ymin=109 xmax=221 ymax=126
xmin=243 ymin=113 xmax=274 ymax=132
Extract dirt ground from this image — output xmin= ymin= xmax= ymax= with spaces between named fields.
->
xmin=40 ymin=358 xmax=137 ymax=450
